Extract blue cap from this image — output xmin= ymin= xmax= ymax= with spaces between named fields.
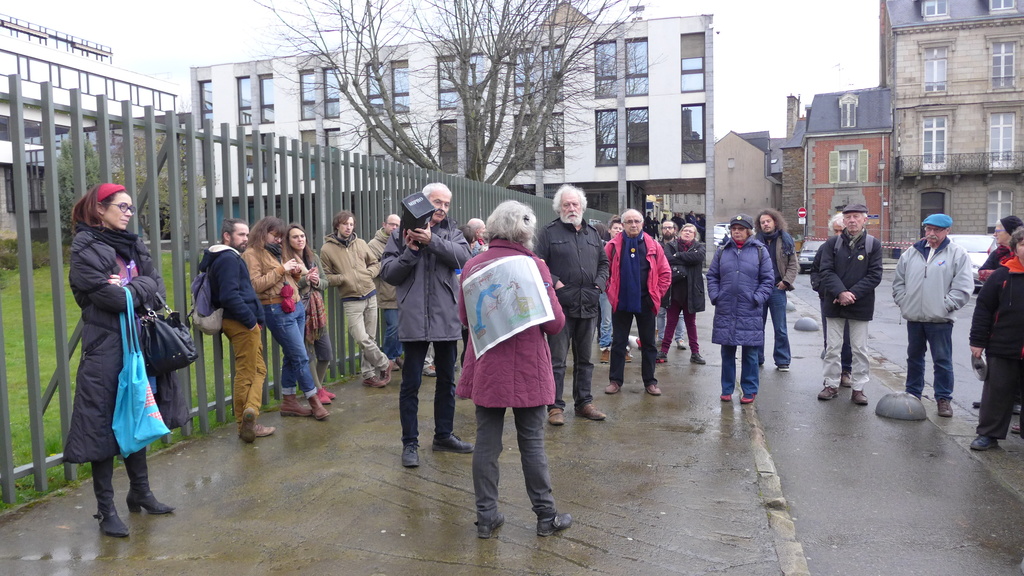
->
xmin=922 ymin=213 xmax=953 ymax=228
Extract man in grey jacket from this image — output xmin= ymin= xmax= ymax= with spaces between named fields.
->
xmin=381 ymin=183 xmax=474 ymax=467
xmin=892 ymin=213 xmax=974 ymax=417
xmin=534 ymin=184 xmax=610 ymax=425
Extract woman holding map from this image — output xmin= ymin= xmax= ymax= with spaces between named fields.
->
xmin=455 ymin=200 xmax=572 ymax=540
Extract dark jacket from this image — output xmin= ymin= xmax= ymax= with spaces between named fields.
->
xmin=200 ymin=245 xmax=264 ymax=330
xmin=818 ymin=231 xmax=884 ymax=321
xmin=664 ymin=238 xmax=706 ymax=313
xmin=380 ymin=217 xmax=471 ymax=341
xmin=534 ymin=219 xmax=609 ymax=318
xmin=66 ymin=225 xmax=166 ymax=463
xmin=707 ymin=238 xmax=774 ymax=347
xmin=970 ymin=259 xmax=1024 ymax=360
xmin=455 ymin=240 xmax=565 ymax=408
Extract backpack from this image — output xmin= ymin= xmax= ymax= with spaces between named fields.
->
xmin=189 ymin=269 xmax=223 ymax=335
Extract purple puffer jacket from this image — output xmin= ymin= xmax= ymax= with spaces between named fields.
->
xmin=455 ymin=240 xmax=565 ymax=408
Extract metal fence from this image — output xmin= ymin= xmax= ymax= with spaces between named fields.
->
xmin=0 ymin=74 xmax=612 ymax=504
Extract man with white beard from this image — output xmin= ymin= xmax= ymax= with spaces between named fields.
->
xmin=534 ymin=184 xmax=610 ymax=425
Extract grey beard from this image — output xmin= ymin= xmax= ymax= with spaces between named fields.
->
xmin=560 ymin=214 xmax=582 ymax=227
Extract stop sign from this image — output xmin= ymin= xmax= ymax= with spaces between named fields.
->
xmin=797 ymin=207 xmax=807 ymax=218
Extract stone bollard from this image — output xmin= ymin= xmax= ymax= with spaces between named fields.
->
xmin=875 ymin=392 xmax=927 ymax=421
xmin=793 ymin=317 xmax=819 ymax=332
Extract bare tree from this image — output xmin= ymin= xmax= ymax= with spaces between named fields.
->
xmin=257 ymin=0 xmax=628 ymax=187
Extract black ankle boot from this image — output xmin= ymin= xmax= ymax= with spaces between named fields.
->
xmin=94 ymin=510 xmax=129 ymax=537
xmin=124 ymin=450 xmax=175 ymax=514
xmin=126 ymin=491 xmax=175 ymax=514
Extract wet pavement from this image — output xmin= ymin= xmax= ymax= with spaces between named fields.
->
xmin=1 ymin=271 xmax=1023 ymax=575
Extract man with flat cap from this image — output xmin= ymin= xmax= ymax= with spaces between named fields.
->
xmin=892 ymin=213 xmax=974 ymax=417
xmin=816 ymin=204 xmax=883 ymax=405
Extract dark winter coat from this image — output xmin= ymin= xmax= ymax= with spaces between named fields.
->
xmin=534 ymin=219 xmax=609 ymax=318
xmin=199 ymin=245 xmax=264 ymax=330
xmin=818 ymin=231 xmax=884 ymax=321
xmin=455 ymin=240 xmax=565 ymax=408
xmin=663 ymin=238 xmax=707 ymax=313
xmin=380 ymin=217 xmax=471 ymax=342
xmin=707 ymin=238 xmax=773 ymax=347
xmin=65 ymin=225 xmax=169 ymax=463
xmin=970 ymin=258 xmax=1024 ymax=360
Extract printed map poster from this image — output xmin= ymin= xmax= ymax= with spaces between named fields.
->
xmin=462 ymin=255 xmax=554 ymax=359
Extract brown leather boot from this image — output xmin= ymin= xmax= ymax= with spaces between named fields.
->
xmin=280 ymin=394 xmax=312 ymax=417
xmin=308 ymin=394 xmax=330 ymax=420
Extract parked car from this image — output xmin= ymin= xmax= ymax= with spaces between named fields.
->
xmin=712 ymin=223 xmax=729 ymax=246
xmin=798 ymin=240 xmax=826 ymax=273
xmin=947 ymin=234 xmax=996 ymax=290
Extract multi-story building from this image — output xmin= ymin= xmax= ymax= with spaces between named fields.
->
xmin=0 ymin=13 xmax=179 ymax=237
xmin=795 ymin=88 xmax=892 ymax=241
xmin=190 ymin=14 xmax=713 ymax=219
xmin=713 ymin=131 xmax=782 ymax=227
xmin=884 ymin=0 xmax=1024 ymax=239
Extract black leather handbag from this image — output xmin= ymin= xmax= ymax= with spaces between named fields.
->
xmin=139 ymin=295 xmax=198 ymax=375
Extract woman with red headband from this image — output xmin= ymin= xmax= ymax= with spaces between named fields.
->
xmin=66 ymin=183 xmax=178 ymax=537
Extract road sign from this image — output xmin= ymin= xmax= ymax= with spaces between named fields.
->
xmin=797 ymin=207 xmax=807 ymax=218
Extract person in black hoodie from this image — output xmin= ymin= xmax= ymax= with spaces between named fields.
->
xmin=199 ymin=218 xmax=274 ymax=443
xmin=67 ymin=183 xmax=176 ymax=538
xmin=969 ymin=227 xmax=1024 ymax=451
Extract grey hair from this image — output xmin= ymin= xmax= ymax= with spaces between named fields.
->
xmin=829 ymin=212 xmax=845 ymax=232
xmin=422 ymin=182 xmax=451 ymax=197
xmin=1010 ymin=227 xmax=1024 ymax=252
xmin=485 ymin=200 xmax=537 ymax=250
xmin=467 ymin=218 xmax=485 ymax=232
xmin=680 ymin=223 xmax=698 ymax=235
xmin=551 ymin=184 xmax=588 ymax=214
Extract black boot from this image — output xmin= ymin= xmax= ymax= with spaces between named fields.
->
xmin=92 ymin=457 xmax=128 ymax=537
xmin=124 ymin=450 xmax=175 ymax=514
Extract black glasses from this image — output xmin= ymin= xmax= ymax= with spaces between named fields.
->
xmin=103 ymin=202 xmax=135 ymax=214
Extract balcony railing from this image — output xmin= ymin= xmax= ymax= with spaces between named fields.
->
xmin=897 ymin=152 xmax=1024 ymax=178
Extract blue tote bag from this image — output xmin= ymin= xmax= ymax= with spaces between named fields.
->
xmin=112 ymin=287 xmax=170 ymax=458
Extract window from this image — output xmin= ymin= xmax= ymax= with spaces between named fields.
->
xmin=237 ymin=76 xmax=251 ymax=125
xmin=923 ymin=0 xmax=948 ymax=17
xmin=300 ymin=71 xmax=316 ymax=120
xmin=514 ymin=50 xmax=536 ymax=103
xmin=439 ymin=120 xmax=458 ymax=173
xmin=625 ymin=39 xmax=648 ymax=96
xmin=920 ymin=191 xmax=945 ymax=225
xmin=542 ymin=45 xmax=563 ymax=101
xmin=199 ymin=80 xmax=213 ymax=122
xmin=392 ymin=61 xmax=409 ymax=113
xmin=680 ymin=33 xmax=705 ymax=92
xmin=260 ymin=75 xmax=274 ymax=123
xmin=367 ymin=64 xmax=384 ymax=111
xmin=681 ymin=104 xmax=705 ymax=162
xmin=923 ymin=116 xmax=947 ymax=169
xmin=830 ymin=150 xmax=869 ymax=183
xmin=992 ymin=0 xmax=1015 ymax=10
xmin=545 ymin=113 xmax=564 ymax=169
xmin=468 ymin=54 xmax=485 ymax=86
xmin=626 ymin=108 xmax=649 ymax=164
xmin=325 ymin=69 xmax=341 ymax=118
xmin=989 ymin=191 xmax=1013 ymax=231
xmin=993 ymin=42 xmax=1015 ymax=88
xmin=438 ymin=57 xmax=458 ymax=109
xmin=595 ymin=110 xmax=617 ymax=166
xmin=840 ymin=94 xmax=858 ymax=128
xmin=594 ymin=41 xmax=616 ymax=98
xmin=925 ymin=47 xmax=947 ymax=92
xmin=990 ymin=112 xmax=1014 ymax=168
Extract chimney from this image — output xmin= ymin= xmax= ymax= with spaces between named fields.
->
xmin=786 ymin=95 xmax=801 ymax=138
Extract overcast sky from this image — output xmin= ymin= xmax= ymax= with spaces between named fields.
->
xmin=9 ymin=0 xmax=880 ymax=139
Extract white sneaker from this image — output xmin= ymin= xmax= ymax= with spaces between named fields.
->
xmin=676 ymin=339 xmax=687 ymax=350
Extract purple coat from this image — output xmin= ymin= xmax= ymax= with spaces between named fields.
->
xmin=455 ymin=240 xmax=565 ymax=408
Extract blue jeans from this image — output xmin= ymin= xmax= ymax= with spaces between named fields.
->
xmin=598 ymin=293 xmax=612 ymax=349
xmin=399 ymin=340 xmax=458 ymax=446
xmin=905 ymin=321 xmax=954 ymax=401
xmin=381 ymin=308 xmax=403 ymax=360
xmin=759 ymin=288 xmax=791 ymax=366
xmin=721 ymin=345 xmax=760 ymax=397
xmin=263 ymin=302 xmax=316 ymax=397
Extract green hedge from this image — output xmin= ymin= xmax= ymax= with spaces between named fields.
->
xmin=0 ymin=240 xmax=71 ymax=270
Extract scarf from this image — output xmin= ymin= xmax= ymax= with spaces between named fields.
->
xmin=757 ymin=229 xmax=795 ymax=255
xmin=305 ymin=289 xmax=327 ymax=344
xmin=76 ymin=223 xmax=142 ymax=265
xmin=678 ymin=239 xmax=693 ymax=253
xmin=618 ymin=234 xmax=643 ymax=313
xmin=846 ymin=229 xmax=865 ymax=251
xmin=266 ymin=242 xmax=283 ymax=261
